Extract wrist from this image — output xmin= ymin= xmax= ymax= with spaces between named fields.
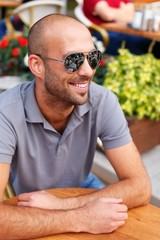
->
xmin=64 ymin=196 xmax=82 ymax=209
xmin=70 ymin=207 xmax=87 ymax=233
xmin=60 ymin=208 xmax=85 ymax=233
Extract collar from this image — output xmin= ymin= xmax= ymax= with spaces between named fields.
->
xmin=23 ymin=81 xmax=44 ymax=123
xmin=23 ymin=80 xmax=93 ymax=124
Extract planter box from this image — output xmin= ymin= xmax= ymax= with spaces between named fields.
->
xmin=97 ymin=117 xmax=160 ymax=154
xmin=128 ymin=117 xmax=160 ymax=153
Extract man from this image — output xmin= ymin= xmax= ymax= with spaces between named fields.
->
xmin=0 ymin=14 xmax=151 ymax=239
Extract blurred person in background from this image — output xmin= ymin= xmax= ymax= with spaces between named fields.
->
xmin=83 ymin=0 xmax=160 ymax=58
xmin=0 ymin=0 xmax=30 ymax=39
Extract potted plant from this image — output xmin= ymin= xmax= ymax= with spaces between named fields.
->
xmin=100 ymin=49 xmax=160 ymax=153
xmin=103 ymin=49 xmax=160 ymax=121
xmin=0 ymin=36 xmax=28 ymax=76
xmin=0 ymin=27 xmax=33 ymax=82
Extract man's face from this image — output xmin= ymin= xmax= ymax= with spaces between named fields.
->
xmin=43 ymin=55 xmax=95 ymax=106
xmin=43 ymin=28 xmax=96 ymax=107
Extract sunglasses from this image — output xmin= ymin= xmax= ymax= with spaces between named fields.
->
xmin=34 ymin=50 xmax=102 ymax=73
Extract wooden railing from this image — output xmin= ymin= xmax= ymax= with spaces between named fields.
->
xmin=134 ymin=0 xmax=160 ymax=3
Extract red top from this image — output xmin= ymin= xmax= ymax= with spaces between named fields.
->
xmin=83 ymin=0 xmax=131 ymax=25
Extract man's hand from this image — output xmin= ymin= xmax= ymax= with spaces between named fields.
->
xmin=78 ymin=198 xmax=128 ymax=233
xmin=18 ymin=191 xmax=69 ymax=210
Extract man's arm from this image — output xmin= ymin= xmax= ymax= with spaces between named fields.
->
xmin=75 ymin=141 xmax=151 ymax=208
xmin=19 ymin=141 xmax=151 ymax=210
xmin=93 ymin=1 xmax=135 ymax=23
xmin=103 ymin=141 xmax=152 ymax=208
xmin=0 ymin=163 xmax=128 ymax=239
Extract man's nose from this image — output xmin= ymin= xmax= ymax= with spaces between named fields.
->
xmin=77 ymin=58 xmax=95 ymax=77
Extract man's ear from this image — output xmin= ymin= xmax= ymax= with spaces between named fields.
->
xmin=28 ymin=55 xmax=45 ymax=78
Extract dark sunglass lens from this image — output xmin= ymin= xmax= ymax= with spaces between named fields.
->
xmin=88 ymin=50 xmax=102 ymax=69
xmin=64 ymin=53 xmax=85 ymax=72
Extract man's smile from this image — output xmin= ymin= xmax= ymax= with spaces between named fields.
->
xmin=69 ymin=81 xmax=89 ymax=91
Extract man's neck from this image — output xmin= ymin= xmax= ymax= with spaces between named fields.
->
xmin=44 ymin=105 xmax=74 ymax=133
xmin=36 ymin=92 xmax=75 ymax=133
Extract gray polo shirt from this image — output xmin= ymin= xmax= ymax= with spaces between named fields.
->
xmin=0 ymin=81 xmax=132 ymax=194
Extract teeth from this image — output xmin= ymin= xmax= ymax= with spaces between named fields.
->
xmin=73 ymin=83 xmax=88 ymax=88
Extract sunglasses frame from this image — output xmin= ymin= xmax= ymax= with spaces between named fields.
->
xmin=33 ymin=49 xmax=102 ymax=73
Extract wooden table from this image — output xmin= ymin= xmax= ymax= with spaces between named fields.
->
xmin=5 ymin=188 xmax=160 ymax=240
xmin=0 ymin=0 xmax=21 ymax=7
xmin=101 ymin=22 xmax=160 ymax=40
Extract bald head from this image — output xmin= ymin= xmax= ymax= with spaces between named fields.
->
xmin=28 ymin=14 xmax=92 ymax=56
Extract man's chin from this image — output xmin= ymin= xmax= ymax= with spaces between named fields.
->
xmin=75 ymin=96 xmax=88 ymax=106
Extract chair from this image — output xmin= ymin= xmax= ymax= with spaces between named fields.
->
xmin=9 ymin=0 xmax=65 ymax=28
xmin=4 ymin=181 xmax=15 ymax=200
xmin=35 ymin=0 xmax=68 ymax=14
xmin=74 ymin=0 xmax=109 ymax=49
xmin=4 ymin=0 xmax=66 ymax=38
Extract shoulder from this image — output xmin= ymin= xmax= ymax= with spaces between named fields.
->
xmin=0 ymin=81 xmax=32 ymax=113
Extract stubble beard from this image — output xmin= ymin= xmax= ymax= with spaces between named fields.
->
xmin=44 ymin=67 xmax=90 ymax=109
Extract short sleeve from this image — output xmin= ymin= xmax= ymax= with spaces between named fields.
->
xmin=0 ymin=112 xmax=16 ymax=164
xmin=98 ymin=90 xmax=132 ymax=149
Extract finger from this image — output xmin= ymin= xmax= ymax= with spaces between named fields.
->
xmin=108 ymin=220 xmax=126 ymax=233
xmin=18 ymin=191 xmax=44 ymax=201
xmin=115 ymin=204 xmax=128 ymax=212
xmin=18 ymin=193 xmax=33 ymax=201
xmin=113 ymin=219 xmax=127 ymax=230
xmin=17 ymin=201 xmax=31 ymax=207
xmin=112 ymin=205 xmax=128 ymax=214
xmin=116 ymin=212 xmax=128 ymax=221
xmin=117 ymin=220 xmax=126 ymax=228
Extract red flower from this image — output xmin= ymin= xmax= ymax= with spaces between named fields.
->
xmin=12 ymin=48 xmax=20 ymax=57
xmin=0 ymin=39 xmax=9 ymax=48
xmin=18 ymin=36 xmax=28 ymax=47
xmin=7 ymin=62 xmax=14 ymax=68
xmin=99 ymin=59 xmax=105 ymax=67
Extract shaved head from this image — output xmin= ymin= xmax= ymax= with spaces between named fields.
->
xmin=28 ymin=14 xmax=92 ymax=56
xmin=27 ymin=14 xmax=96 ymax=116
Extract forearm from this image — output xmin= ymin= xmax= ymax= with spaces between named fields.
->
xmin=100 ymin=7 xmax=132 ymax=22
xmin=1 ymin=198 xmax=128 ymax=239
xmin=103 ymin=7 xmax=124 ymax=22
xmin=0 ymin=204 xmax=79 ymax=240
xmin=18 ymin=175 xmax=151 ymax=212
xmin=95 ymin=2 xmax=134 ymax=23
xmin=95 ymin=4 xmax=122 ymax=22
xmin=72 ymin=177 xmax=151 ymax=209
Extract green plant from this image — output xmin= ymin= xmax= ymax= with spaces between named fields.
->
xmin=103 ymin=49 xmax=160 ymax=120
